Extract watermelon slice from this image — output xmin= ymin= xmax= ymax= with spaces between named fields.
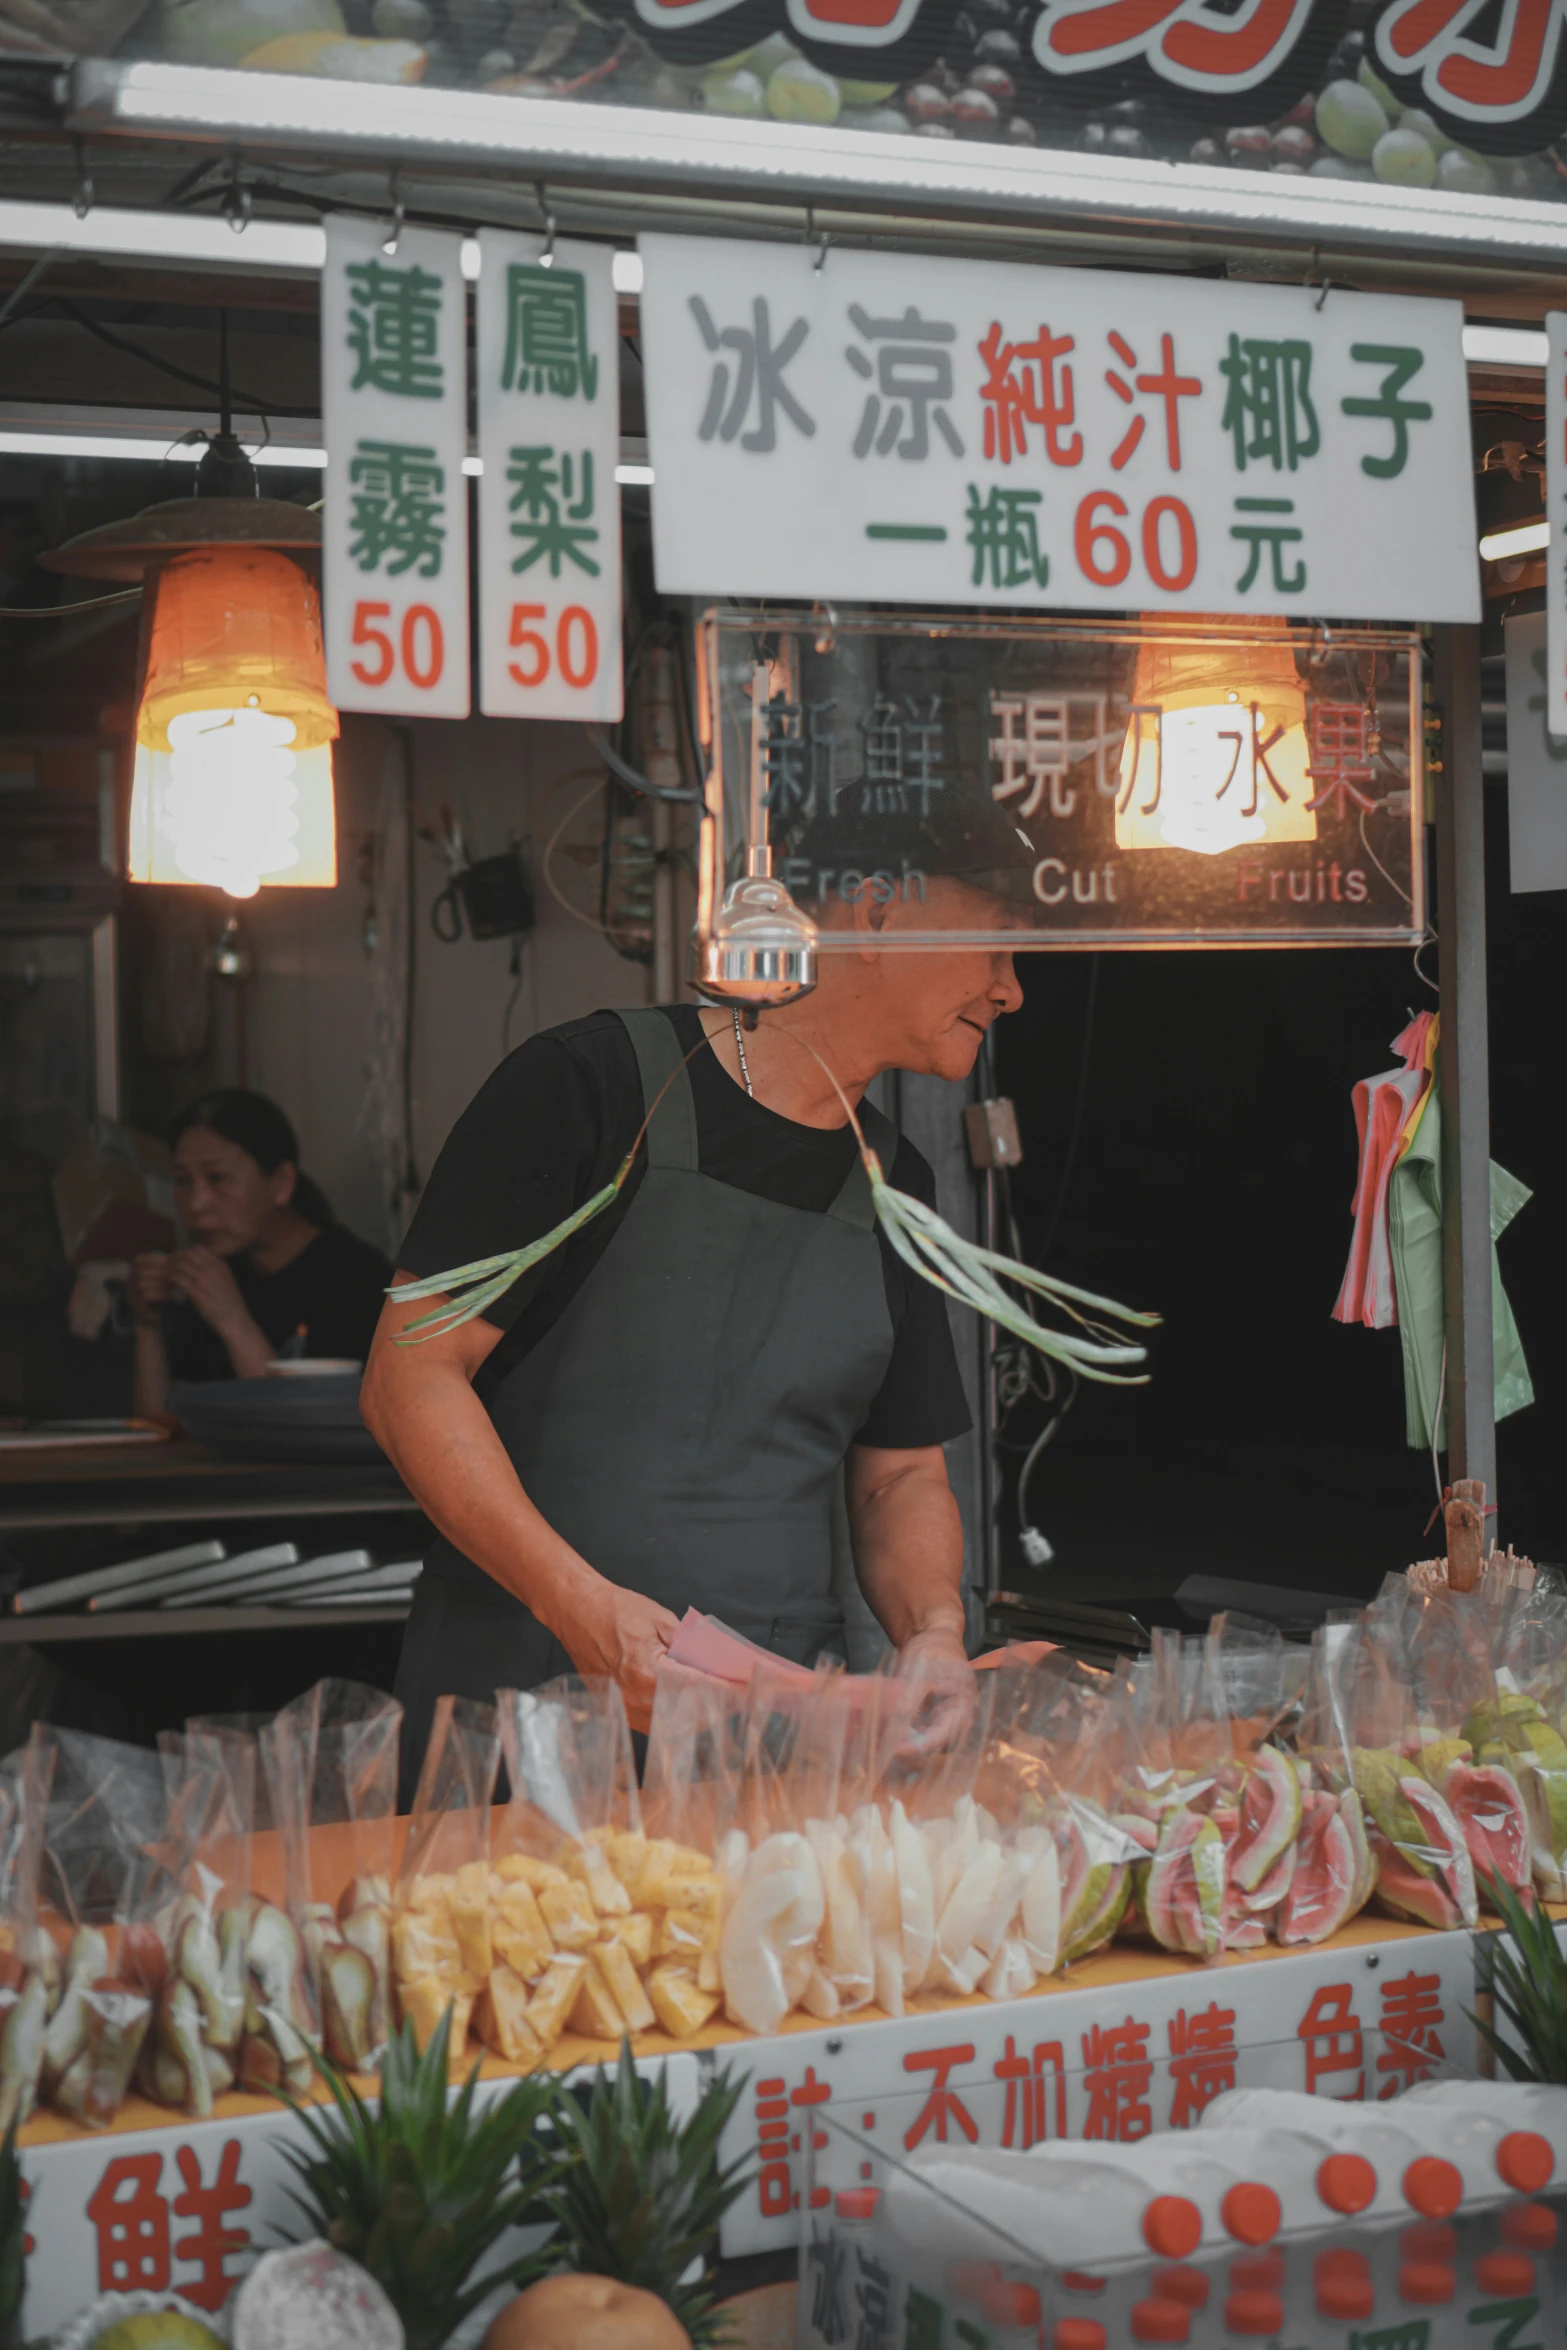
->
xmin=1338 ymin=1788 xmax=1377 ymax=1914
xmin=1276 ymin=1797 xmax=1357 ymax=1944
xmin=1441 ymin=1762 xmax=1530 ymax=1898
xmin=1373 ymin=1837 xmax=1465 ymax=1930
xmin=1238 ymin=1838 xmax=1296 ymax=1915
xmin=1397 ymin=1774 xmax=1478 ymax=1927
xmin=1230 ymin=1747 xmax=1303 ymax=1896
xmin=1145 ymin=1807 xmax=1225 ymax=1961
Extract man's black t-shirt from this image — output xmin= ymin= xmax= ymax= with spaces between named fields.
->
xmin=167 ymin=1224 xmax=393 ymax=1382
xmin=397 ymin=1006 xmax=972 ymax=1450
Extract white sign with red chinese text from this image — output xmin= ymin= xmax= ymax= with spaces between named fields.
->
xmin=640 ymin=237 xmax=1479 ymax=627
xmin=18 ymin=2056 xmax=702 ymax=2345
xmin=713 ymin=1930 xmax=1481 ymax=2257
xmin=323 ymin=214 xmax=470 ymax=720
xmin=477 ymin=232 xmax=623 ymax=724
xmin=1546 ymin=312 xmax=1567 ymax=742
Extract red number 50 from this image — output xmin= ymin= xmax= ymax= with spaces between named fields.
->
xmin=508 ymin=604 xmax=599 ymax=691
xmin=349 ymin=600 xmax=445 ymax=690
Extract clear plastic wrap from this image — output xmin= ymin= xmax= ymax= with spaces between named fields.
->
xmin=1402 ymin=1587 xmax=1532 ymax=1908
xmin=37 ymin=1730 xmax=170 ymax=2130
xmin=1331 ymin=1606 xmax=1480 ymax=1931
xmin=482 ymin=1675 xmax=659 ymax=2059
xmin=1486 ymin=1582 xmax=1567 ymax=1900
xmin=392 ymin=1695 xmax=501 ymax=2068
xmin=1279 ymin=1622 xmax=1376 ymax=1945
xmin=148 ymin=1726 xmax=257 ymax=2114
xmin=300 ymin=1681 xmax=403 ymax=2076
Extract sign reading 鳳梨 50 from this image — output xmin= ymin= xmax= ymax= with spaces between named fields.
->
xmin=640 ymin=238 xmax=1478 ymax=627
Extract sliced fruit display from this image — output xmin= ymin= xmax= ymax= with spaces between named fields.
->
xmin=1276 ymin=1792 xmax=1358 ymax=1945
xmin=1144 ymin=1807 xmax=1225 ymax=1961
xmin=1440 ymin=1761 xmax=1531 ymax=1897
xmin=1517 ymin=1758 xmax=1567 ymax=1900
xmin=1229 ymin=1746 xmax=1303 ymax=1895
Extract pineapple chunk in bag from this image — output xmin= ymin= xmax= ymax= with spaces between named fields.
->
xmin=495 ymin=1853 xmax=569 ymax=1893
xmin=597 ymin=1910 xmax=654 ymax=1971
xmin=538 ymin=1878 xmax=598 ymax=1952
xmin=594 ymin=1937 xmax=656 ymax=2034
xmin=400 ymin=1974 xmax=474 ymax=2062
xmin=491 ymin=1878 xmax=553 ymax=1980
xmin=570 ymin=1840 xmax=632 ymax=1918
xmin=569 ymin=1961 xmax=626 ymax=2040
xmin=452 ymin=1861 xmax=493 ymax=1978
xmin=476 ymin=1962 xmax=542 ymax=2067
xmin=392 ymin=1902 xmax=462 ymax=1983
xmin=527 ymin=1953 xmax=589 ymax=2051
xmin=647 ymin=1963 xmax=719 ymax=2040
xmin=599 ymin=1827 xmax=648 ymax=1896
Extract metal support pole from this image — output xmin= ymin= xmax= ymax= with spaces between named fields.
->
xmin=1431 ymin=622 xmax=1496 ymax=1507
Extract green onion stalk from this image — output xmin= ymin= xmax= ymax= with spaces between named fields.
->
xmin=391 ymin=1033 xmax=1158 ymax=1382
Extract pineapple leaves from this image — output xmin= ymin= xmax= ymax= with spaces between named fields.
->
xmin=279 ymin=2009 xmax=565 ymax=2350
xmin=1469 ymin=1870 xmax=1567 ymax=2085
xmin=532 ymin=2037 xmax=756 ymax=2350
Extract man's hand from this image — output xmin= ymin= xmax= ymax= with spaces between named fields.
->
xmin=896 ymin=1622 xmax=977 ymax=1755
xmin=128 ymin=1251 xmax=172 ymax=1329
xmin=564 ymin=1583 xmax=681 ymax=1733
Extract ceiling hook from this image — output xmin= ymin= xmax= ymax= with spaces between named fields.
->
xmin=382 ymin=169 xmax=405 ymax=256
xmin=71 ymin=135 xmax=93 ymax=221
xmin=537 ymin=183 xmax=557 ymax=266
xmin=222 ymin=157 xmax=252 ymax=233
xmin=806 ymin=204 xmax=828 ymax=274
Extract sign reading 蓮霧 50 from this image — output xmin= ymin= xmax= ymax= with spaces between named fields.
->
xmin=640 ymin=237 xmax=1478 ymax=626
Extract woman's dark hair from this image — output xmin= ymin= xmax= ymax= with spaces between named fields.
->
xmin=168 ymin=1089 xmax=335 ymax=1227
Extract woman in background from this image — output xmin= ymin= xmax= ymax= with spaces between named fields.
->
xmin=130 ymin=1089 xmax=391 ymax=1415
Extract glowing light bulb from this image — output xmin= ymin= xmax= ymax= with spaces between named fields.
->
xmin=1120 ymin=703 xmax=1316 ymax=857
xmin=163 ymin=707 xmax=302 ymax=896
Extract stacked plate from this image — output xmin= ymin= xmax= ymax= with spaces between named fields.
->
xmin=169 ymin=1370 xmax=383 ymax=1464
xmin=12 ymin=1537 xmax=423 ymax=1616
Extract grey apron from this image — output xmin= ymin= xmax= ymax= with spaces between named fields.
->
xmin=394 ymin=1007 xmax=897 ymax=1796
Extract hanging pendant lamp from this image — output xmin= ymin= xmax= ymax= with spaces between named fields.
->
xmin=1115 ymin=619 xmax=1317 ymax=858
xmin=43 ymin=361 xmax=339 ymax=900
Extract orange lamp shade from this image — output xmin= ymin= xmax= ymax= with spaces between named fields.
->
xmin=1115 ymin=623 xmax=1317 ymax=858
xmin=136 ymin=546 xmax=338 ymax=755
xmin=127 ymin=545 xmax=339 ymax=896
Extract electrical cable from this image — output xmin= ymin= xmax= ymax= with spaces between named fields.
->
xmin=501 ymin=940 xmax=526 ymax=1058
xmin=0 ymin=592 xmax=141 ymax=617
xmin=542 ymin=774 xmax=618 ymax=936
xmin=586 ymin=723 xmax=702 ymax=805
xmin=0 ymin=295 xmax=317 ymax=418
xmin=1413 ymin=936 xmax=1440 ymax=994
xmin=1358 ymin=802 xmax=1413 ymax=906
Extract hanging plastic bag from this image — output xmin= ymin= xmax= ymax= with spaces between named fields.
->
xmin=483 ymin=1675 xmax=654 ymax=2061
xmin=393 ymin=1695 xmax=500 ymax=2068
xmin=37 ymin=1729 xmax=169 ymax=2129
xmin=0 ymin=1731 xmax=56 ymax=2134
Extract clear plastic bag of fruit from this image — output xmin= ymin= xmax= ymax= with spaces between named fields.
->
xmin=711 ymin=1662 xmax=845 ymax=2037
xmin=642 ymin=1662 xmax=749 ymax=2041
xmin=290 ymin=1680 xmax=403 ymax=2076
xmin=970 ymin=1651 xmax=1114 ymax=1995
xmin=1118 ymin=1631 xmax=1232 ymax=1964
xmin=1400 ymin=1585 xmax=1532 ymax=1909
xmin=36 ymin=1728 xmax=170 ymax=2130
xmin=151 ymin=1726 xmax=257 ymax=2114
xmin=0 ymin=1729 xmax=56 ymax=2134
xmin=394 ymin=1694 xmax=501 ymax=2067
xmin=484 ymin=1674 xmax=660 ymax=2060
xmin=1485 ymin=1581 xmax=1567 ymax=1899
xmin=1202 ymin=1613 xmax=1307 ymax=1949
xmin=1330 ymin=1605 xmax=1479 ymax=1931
xmin=1275 ymin=1621 xmax=1377 ymax=1946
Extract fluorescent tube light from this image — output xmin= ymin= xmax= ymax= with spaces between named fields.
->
xmin=1462 ymin=324 xmax=1550 ymax=368
xmin=0 ymin=195 xmax=323 ymax=274
xmin=1479 ymin=520 xmax=1549 ymax=560
xmin=0 ymin=428 xmax=323 ymax=466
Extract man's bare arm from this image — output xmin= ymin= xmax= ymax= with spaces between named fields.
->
xmin=360 ymin=1278 xmax=677 ymax=1726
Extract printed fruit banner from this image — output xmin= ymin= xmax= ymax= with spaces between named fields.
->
xmin=19 ymin=0 xmax=1567 ymax=201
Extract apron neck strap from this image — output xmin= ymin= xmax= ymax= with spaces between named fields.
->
xmin=616 ymin=1008 xmax=698 ymax=1170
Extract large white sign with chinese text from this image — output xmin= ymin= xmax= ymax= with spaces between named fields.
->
xmin=323 ymin=215 xmax=470 ymax=720
xmin=641 ymin=239 xmax=1478 ymax=627
xmin=1547 ymin=313 xmax=1567 ymax=741
xmin=477 ymin=233 xmax=622 ymax=724
xmin=714 ymin=1929 xmax=1480 ymax=2257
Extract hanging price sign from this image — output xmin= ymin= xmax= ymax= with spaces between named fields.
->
xmin=322 ymin=214 xmax=470 ymax=719
xmin=477 ymin=231 xmax=623 ymax=722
